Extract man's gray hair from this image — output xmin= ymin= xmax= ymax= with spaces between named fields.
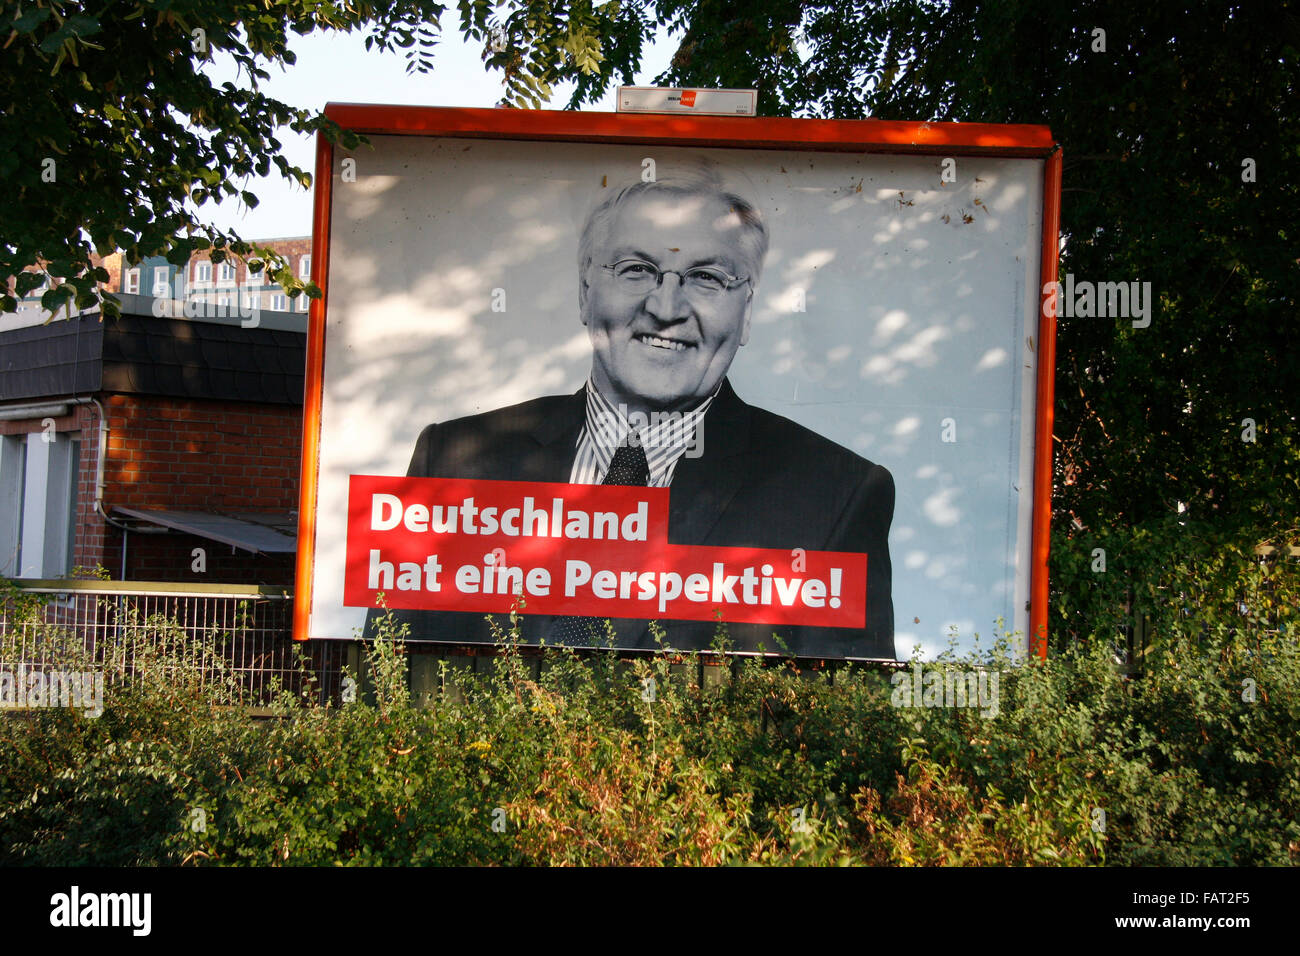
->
xmin=578 ymin=160 xmax=770 ymax=287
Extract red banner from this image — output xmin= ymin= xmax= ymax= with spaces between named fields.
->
xmin=344 ymin=475 xmax=867 ymax=628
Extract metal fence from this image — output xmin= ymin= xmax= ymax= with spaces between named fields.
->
xmin=15 ymin=549 xmax=1286 ymax=707
xmin=0 ymin=580 xmax=347 ymax=708
xmin=2 ymin=580 xmax=884 ymax=711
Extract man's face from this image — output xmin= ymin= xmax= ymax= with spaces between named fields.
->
xmin=580 ymin=191 xmax=755 ymax=415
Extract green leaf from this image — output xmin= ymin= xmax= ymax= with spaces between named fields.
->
xmin=65 ymin=15 xmax=103 ymax=40
xmin=12 ymin=7 xmax=53 ymax=33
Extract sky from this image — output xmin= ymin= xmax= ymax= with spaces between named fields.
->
xmin=202 ymin=23 xmax=678 ymax=238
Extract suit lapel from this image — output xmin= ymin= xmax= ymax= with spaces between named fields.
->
xmin=528 ymin=380 xmax=754 ymax=543
xmin=668 ymin=379 xmax=751 ymax=545
xmin=526 ymin=386 xmax=586 ymax=482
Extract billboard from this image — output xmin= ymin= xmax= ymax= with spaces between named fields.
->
xmin=296 ymin=106 xmax=1061 ymax=660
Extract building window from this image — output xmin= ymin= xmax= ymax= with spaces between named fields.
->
xmin=217 ymin=294 xmax=232 ymax=309
xmin=297 ymin=295 xmax=309 ymax=312
xmin=194 ymin=261 xmax=212 ymax=284
xmin=0 ymin=436 xmax=26 ymax=576
xmin=298 ymin=254 xmax=312 ymax=278
xmin=0 ymin=432 xmax=80 ymax=578
xmin=271 ymin=293 xmax=287 ymax=311
xmin=243 ymin=292 xmax=260 ymax=310
xmin=217 ymin=261 xmax=234 ymax=282
xmin=125 ymin=269 xmax=140 ymax=294
xmin=152 ymin=267 xmax=170 ymax=298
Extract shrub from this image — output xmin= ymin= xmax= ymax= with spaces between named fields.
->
xmin=0 ymin=587 xmax=1295 ymax=866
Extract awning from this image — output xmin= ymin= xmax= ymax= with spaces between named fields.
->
xmin=112 ymin=507 xmax=297 ymax=554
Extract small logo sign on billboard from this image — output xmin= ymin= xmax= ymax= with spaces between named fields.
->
xmin=617 ymin=86 xmax=756 ymax=116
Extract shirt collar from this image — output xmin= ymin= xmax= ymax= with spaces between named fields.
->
xmin=582 ymin=378 xmax=717 ymax=483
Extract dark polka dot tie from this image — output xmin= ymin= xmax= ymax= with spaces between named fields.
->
xmin=550 ymin=433 xmax=649 ymax=646
xmin=601 ymin=433 xmax=650 ymax=487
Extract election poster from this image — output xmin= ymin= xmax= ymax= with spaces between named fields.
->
xmin=295 ymin=106 xmax=1061 ymax=660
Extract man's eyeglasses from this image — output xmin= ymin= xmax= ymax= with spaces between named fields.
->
xmin=600 ymin=258 xmax=750 ymax=298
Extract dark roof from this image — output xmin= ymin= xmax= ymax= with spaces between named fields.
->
xmin=100 ymin=314 xmax=305 ymax=404
xmin=112 ymin=507 xmax=297 ymax=554
xmin=0 ymin=308 xmax=306 ymax=405
xmin=0 ymin=314 xmax=103 ymax=399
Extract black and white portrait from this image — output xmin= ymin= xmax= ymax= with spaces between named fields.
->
xmin=310 ymin=127 xmax=1044 ymax=661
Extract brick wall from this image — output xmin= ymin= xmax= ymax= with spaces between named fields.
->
xmin=3 ymin=394 xmax=303 ymax=584
xmin=72 ymin=404 xmax=105 ymax=574
xmin=101 ymin=394 xmax=301 ymax=584
xmin=104 ymin=394 xmax=300 ymax=511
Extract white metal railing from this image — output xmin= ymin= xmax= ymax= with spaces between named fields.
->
xmin=0 ymin=579 xmax=345 ymax=708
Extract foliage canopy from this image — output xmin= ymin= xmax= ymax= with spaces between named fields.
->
xmin=4 ymin=0 xmax=1295 ymax=648
xmin=1 ymin=0 xmax=647 ymax=317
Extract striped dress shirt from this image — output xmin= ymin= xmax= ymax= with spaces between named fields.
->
xmin=568 ymin=380 xmax=714 ymax=487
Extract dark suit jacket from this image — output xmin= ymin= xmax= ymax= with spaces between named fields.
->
xmin=367 ymin=379 xmax=895 ymax=659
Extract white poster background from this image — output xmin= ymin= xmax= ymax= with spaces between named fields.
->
xmin=311 ymin=133 xmax=1043 ymax=658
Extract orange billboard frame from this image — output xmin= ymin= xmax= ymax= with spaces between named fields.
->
xmin=294 ymin=104 xmax=1062 ymax=660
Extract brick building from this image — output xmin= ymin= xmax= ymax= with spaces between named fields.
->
xmin=0 ymin=292 xmax=306 ymax=585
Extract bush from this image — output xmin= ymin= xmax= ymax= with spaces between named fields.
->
xmin=0 ymin=587 xmax=1296 ymax=865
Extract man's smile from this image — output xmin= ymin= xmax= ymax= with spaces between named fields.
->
xmin=635 ymin=332 xmax=694 ymax=352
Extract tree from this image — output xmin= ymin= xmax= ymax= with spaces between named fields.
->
xmin=9 ymin=0 xmax=1292 ymax=645
xmin=2 ymin=0 xmax=650 ymax=318
xmin=649 ymin=0 xmax=1300 ymax=644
